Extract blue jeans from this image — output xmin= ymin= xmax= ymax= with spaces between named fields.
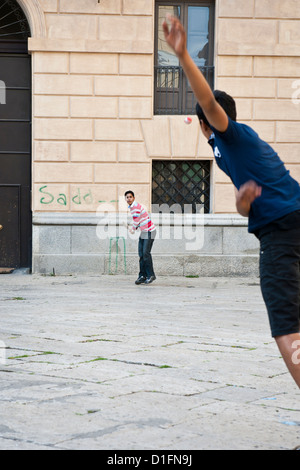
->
xmin=138 ymin=230 xmax=156 ymax=278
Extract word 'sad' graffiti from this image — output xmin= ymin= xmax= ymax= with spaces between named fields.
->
xmin=38 ymin=185 xmax=118 ymax=206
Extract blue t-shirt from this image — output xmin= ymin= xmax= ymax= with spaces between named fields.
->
xmin=209 ymin=118 xmax=300 ymax=233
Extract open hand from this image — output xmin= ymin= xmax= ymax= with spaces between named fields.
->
xmin=238 ymin=180 xmax=262 ymax=202
xmin=162 ymin=14 xmax=187 ymax=58
xmin=236 ymin=181 xmax=262 ymax=217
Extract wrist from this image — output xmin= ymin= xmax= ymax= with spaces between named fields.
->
xmin=178 ymin=47 xmax=188 ymax=62
xmin=236 ymin=197 xmax=250 ymax=217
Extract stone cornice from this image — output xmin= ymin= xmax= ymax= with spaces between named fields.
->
xmin=33 ymin=213 xmax=247 ymax=227
xmin=28 ymin=38 xmax=153 ymax=54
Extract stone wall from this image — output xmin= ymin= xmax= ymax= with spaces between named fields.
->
xmin=215 ymin=0 xmax=300 ymax=210
xmin=25 ymin=0 xmax=300 ymax=275
xmin=32 ymin=213 xmax=259 ymax=276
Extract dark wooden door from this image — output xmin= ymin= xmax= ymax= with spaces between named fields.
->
xmin=0 ymin=185 xmax=20 ymax=267
xmin=0 ymin=53 xmax=32 ymax=268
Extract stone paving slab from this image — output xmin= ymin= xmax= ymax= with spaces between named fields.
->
xmin=0 ymin=273 xmax=299 ymax=450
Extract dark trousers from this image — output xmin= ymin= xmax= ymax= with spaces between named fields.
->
xmin=138 ymin=230 xmax=156 ymax=278
xmin=259 ymin=226 xmax=300 ymax=337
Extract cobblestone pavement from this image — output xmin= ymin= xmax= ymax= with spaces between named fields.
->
xmin=0 ymin=273 xmax=299 ymax=450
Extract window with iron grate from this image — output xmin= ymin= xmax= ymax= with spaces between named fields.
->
xmin=0 ymin=0 xmax=30 ymax=41
xmin=152 ymin=160 xmax=210 ymax=214
xmin=154 ymin=0 xmax=215 ymax=115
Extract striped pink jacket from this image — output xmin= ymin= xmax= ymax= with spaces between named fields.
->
xmin=129 ymin=201 xmax=156 ymax=232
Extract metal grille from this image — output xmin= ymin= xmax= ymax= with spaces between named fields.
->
xmin=0 ymin=0 xmax=30 ymax=40
xmin=152 ymin=160 xmax=210 ymax=213
xmin=154 ymin=65 xmax=214 ymax=115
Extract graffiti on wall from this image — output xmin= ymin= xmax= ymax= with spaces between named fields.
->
xmin=38 ymin=185 xmax=118 ymax=207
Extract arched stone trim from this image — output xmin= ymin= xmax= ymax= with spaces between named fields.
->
xmin=17 ymin=0 xmax=46 ymax=38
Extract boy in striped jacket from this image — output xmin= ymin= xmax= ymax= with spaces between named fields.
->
xmin=125 ymin=190 xmax=156 ymax=285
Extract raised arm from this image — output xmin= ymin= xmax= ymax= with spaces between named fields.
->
xmin=163 ymin=15 xmax=228 ymax=132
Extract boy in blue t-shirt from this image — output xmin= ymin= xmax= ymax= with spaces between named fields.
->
xmin=163 ymin=15 xmax=300 ymax=389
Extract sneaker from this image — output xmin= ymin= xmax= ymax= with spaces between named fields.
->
xmin=144 ymin=275 xmax=156 ymax=284
xmin=135 ymin=276 xmax=146 ymax=285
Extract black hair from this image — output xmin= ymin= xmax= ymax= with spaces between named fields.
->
xmin=196 ymin=90 xmax=237 ymax=128
xmin=124 ymin=190 xmax=135 ymax=197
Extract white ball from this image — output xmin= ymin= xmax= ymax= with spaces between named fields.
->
xmin=184 ymin=116 xmax=192 ymax=125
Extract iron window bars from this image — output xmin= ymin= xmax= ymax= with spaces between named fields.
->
xmin=154 ymin=64 xmax=214 ymax=115
xmin=152 ymin=160 xmax=210 ymax=214
xmin=0 ymin=0 xmax=30 ymax=41
xmin=155 ymin=1 xmax=215 ymax=115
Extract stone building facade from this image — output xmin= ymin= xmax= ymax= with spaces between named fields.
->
xmin=1 ymin=0 xmax=300 ymax=276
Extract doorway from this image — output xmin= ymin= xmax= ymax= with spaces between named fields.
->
xmin=0 ymin=0 xmax=31 ymax=269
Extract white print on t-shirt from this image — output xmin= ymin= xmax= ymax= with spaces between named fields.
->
xmin=214 ymin=146 xmax=222 ymax=158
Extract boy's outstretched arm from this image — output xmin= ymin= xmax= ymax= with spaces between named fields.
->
xmin=163 ymin=15 xmax=228 ymax=132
